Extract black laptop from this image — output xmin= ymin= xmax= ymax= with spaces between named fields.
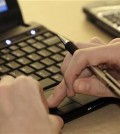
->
xmin=83 ymin=0 xmax=120 ymax=37
xmin=0 ymin=0 xmax=119 ymax=123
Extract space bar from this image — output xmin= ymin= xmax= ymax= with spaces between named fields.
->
xmin=40 ymin=78 xmax=56 ymax=90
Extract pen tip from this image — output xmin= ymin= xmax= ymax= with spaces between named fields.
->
xmin=57 ymin=34 xmax=69 ymax=44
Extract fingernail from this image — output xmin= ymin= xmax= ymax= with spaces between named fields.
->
xmin=47 ymin=94 xmax=54 ymax=102
xmin=47 ymin=94 xmax=55 ymax=107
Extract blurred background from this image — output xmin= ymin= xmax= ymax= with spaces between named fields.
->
xmin=18 ymin=0 xmax=112 ymax=43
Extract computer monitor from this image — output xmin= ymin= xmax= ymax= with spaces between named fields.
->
xmin=0 ymin=0 xmax=8 ymax=13
xmin=0 ymin=0 xmax=24 ymax=33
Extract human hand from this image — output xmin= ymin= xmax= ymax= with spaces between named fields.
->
xmin=48 ymin=37 xmax=120 ymax=108
xmin=0 ymin=75 xmax=63 ymax=134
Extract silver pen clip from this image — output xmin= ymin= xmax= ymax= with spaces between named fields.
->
xmin=89 ymin=66 xmax=120 ymax=96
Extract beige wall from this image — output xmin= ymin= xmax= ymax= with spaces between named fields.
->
xmin=18 ymin=0 xmax=112 ymax=42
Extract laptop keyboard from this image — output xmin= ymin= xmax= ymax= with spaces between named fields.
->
xmin=103 ymin=11 xmax=120 ymax=26
xmin=0 ymin=27 xmax=112 ymax=123
xmin=0 ymin=29 xmax=67 ymax=90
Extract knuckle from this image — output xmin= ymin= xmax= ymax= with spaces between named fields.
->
xmin=15 ymin=75 xmax=31 ymax=86
xmin=91 ymin=36 xmax=99 ymax=42
xmin=89 ymin=58 xmax=99 ymax=66
xmin=74 ymin=49 xmax=88 ymax=65
xmin=110 ymin=38 xmax=120 ymax=43
xmin=17 ymin=75 xmax=32 ymax=82
xmin=74 ymin=49 xmax=86 ymax=59
xmin=86 ymin=51 xmax=98 ymax=66
xmin=17 ymin=75 xmax=27 ymax=80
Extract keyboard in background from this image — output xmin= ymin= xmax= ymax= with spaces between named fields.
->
xmin=83 ymin=1 xmax=120 ymax=37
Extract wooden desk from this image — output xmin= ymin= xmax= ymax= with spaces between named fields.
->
xmin=18 ymin=0 xmax=120 ymax=133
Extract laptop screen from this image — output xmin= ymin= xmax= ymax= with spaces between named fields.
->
xmin=0 ymin=0 xmax=24 ymax=33
xmin=0 ymin=0 xmax=8 ymax=13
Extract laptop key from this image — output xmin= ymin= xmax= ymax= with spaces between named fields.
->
xmin=41 ymin=58 xmax=55 ymax=66
xmin=20 ymin=66 xmax=34 ymax=74
xmin=51 ymin=54 xmax=64 ymax=62
xmin=1 ymin=48 xmax=10 ymax=54
xmin=40 ymin=78 xmax=56 ymax=89
xmin=12 ymin=50 xmax=25 ymax=57
xmin=47 ymin=65 xmax=60 ymax=73
xmin=36 ymin=70 xmax=51 ymax=78
xmin=58 ymin=43 xmax=65 ymax=49
xmin=22 ymin=46 xmax=36 ymax=53
xmin=0 ymin=65 xmax=10 ymax=73
xmin=37 ymin=49 xmax=52 ymax=57
xmin=26 ymin=39 xmax=36 ymax=44
xmin=2 ymin=54 xmax=15 ymax=61
xmin=18 ymin=42 xmax=28 ymax=47
xmin=9 ymin=70 xmax=24 ymax=77
xmin=56 ymin=62 xmax=62 ymax=68
xmin=0 ymin=59 xmax=5 ymax=65
xmin=27 ymin=53 xmax=41 ymax=61
xmin=29 ymin=74 xmax=41 ymax=81
xmin=17 ymin=57 xmax=31 ymax=65
xmin=30 ymin=62 xmax=45 ymax=70
xmin=52 ymin=74 xmax=63 ymax=82
xmin=43 ymin=32 xmax=53 ymax=38
xmin=47 ymin=46 xmax=61 ymax=53
xmin=35 ymin=35 xmax=44 ymax=41
xmin=61 ymin=50 xmax=67 ymax=56
xmin=32 ymin=42 xmax=45 ymax=50
xmin=6 ymin=61 xmax=21 ymax=69
xmin=9 ymin=45 xmax=19 ymax=50
xmin=42 ymin=36 xmax=60 ymax=46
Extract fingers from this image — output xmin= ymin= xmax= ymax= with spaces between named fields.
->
xmin=9 ymin=76 xmax=49 ymax=112
xmin=73 ymin=76 xmax=116 ymax=97
xmin=108 ymin=38 xmax=120 ymax=44
xmin=60 ymin=37 xmax=107 ymax=97
xmin=61 ymin=37 xmax=106 ymax=74
xmin=61 ymin=41 xmax=105 ymax=74
xmin=0 ymin=75 xmax=15 ymax=85
xmin=47 ymin=80 xmax=67 ymax=108
xmin=50 ymin=37 xmax=118 ymax=106
xmin=63 ymin=45 xmax=113 ymax=94
xmin=49 ymin=114 xmax=64 ymax=133
xmin=0 ymin=75 xmax=49 ymax=112
xmin=90 ymin=36 xmax=106 ymax=45
xmin=20 ymin=76 xmax=49 ymax=112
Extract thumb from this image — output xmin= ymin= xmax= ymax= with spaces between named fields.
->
xmin=49 ymin=114 xmax=64 ymax=133
xmin=47 ymin=80 xmax=67 ymax=108
xmin=73 ymin=77 xmax=116 ymax=97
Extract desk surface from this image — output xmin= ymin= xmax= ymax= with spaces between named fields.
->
xmin=19 ymin=0 xmax=120 ymax=133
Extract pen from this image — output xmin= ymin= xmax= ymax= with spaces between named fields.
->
xmin=58 ymin=35 xmax=120 ymax=97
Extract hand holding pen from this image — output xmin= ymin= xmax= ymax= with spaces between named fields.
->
xmin=48 ymin=37 xmax=120 ymax=108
